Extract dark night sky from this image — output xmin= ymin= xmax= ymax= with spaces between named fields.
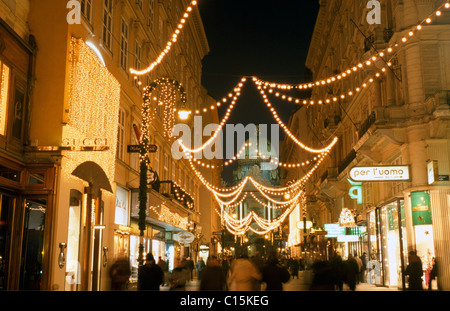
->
xmin=198 ymin=0 xmax=319 ymax=124
xmin=197 ymin=1 xmax=320 ymax=182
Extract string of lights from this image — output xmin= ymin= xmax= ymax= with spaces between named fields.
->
xmin=130 ymin=0 xmax=199 ymax=76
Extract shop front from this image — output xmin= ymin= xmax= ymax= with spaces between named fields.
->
xmin=364 ymin=199 xmax=407 ymax=289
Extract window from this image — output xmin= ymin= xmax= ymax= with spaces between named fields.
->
xmin=158 ymin=16 xmax=164 ymax=47
xmin=80 ymin=0 xmax=92 ymax=22
xmin=148 ymin=0 xmax=155 ymax=30
xmin=391 ymin=155 xmax=404 ymax=195
xmin=134 ymin=41 xmax=142 ymax=87
xmin=102 ymin=0 xmax=113 ymax=50
xmin=154 ymin=146 xmax=160 ymax=175
xmin=136 ymin=0 xmax=143 ymax=11
xmin=171 ymin=161 xmax=176 ymax=181
xmin=0 ymin=63 xmax=10 ymax=136
xmin=130 ymin=122 xmax=139 ymax=171
xmin=163 ymin=154 xmax=169 ymax=180
xmin=117 ymin=108 xmax=125 ymax=161
xmin=120 ymin=18 xmax=129 ymax=71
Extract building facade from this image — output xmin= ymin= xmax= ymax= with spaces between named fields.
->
xmin=0 ymin=0 xmax=221 ymax=291
xmin=283 ymin=0 xmax=450 ymax=290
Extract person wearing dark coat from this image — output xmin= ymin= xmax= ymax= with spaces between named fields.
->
xmin=345 ymin=255 xmax=360 ymax=291
xmin=138 ymin=253 xmax=164 ymax=290
xmin=200 ymin=256 xmax=227 ymax=290
xmin=109 ymin=257 xmax=131 ymax=290
xmin=309 ymin=260 xmax=335 ymax=290
xmin=330 ymin=253 xmax=345 ymax=290
xmin=405 ymin=251 xmax=424 ymax=290
xmin=261 ymin=252 xmax=291 ymax=291
xmin=428 ymin=257 xmax=438 ymax=290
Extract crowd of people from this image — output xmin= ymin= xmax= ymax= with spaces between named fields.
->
xmin=108 ymin=249 xmax=439 ymax=291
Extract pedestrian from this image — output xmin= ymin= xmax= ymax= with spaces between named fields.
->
xmin=228 ymin=255 xmax=262 ymax=291
xmin=221 ymin=256 xmax=230 ymax=279
xmin=109 ymin=257 xmax=131 ymax=290
xmin=290 ymin=257 xmax=299 ymax=279
xmin=345 ymin=255 xmax=359 ymax=291
xmin=428 ymin=257 xmax=438 ymax=290
xmin=330 ymin=252 xmax=345 ymax=290
xmin=406 ymin=251 xmax=424 ymax=290
xmin=251 ymin=251 xmax=265 ymax=274
xmin=360 ymin=252 xmax=367 ymax=283
xmin=157 ymin=256 xmax=168 ymax=286
xmin=405 ymin=251 xmax=424 ymax=290
xmin=137 ymin=253 xmax=163 ymax=290
xmin=261 ymin=252 xmax=291 ymax=290
xmin=354 ymin=252 xmax=363 ymax=284
xmin=169 ymin=259 xmax=189 ymax=290
xmin=200 ymin=256 xmax=227 ymax=290
xmin=309 ymin=260 xmax=335 ymax=290
xmin=196 ymin=257 xmax=206 ymax=280
xmin=186 ymin=257 xmax=194 ymax=281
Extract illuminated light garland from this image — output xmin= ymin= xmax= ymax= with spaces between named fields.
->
xmin=270 ymin=152 xmax=328 ymax=168
xmin=141 ymin=77 xmax=187 ymax=163
xmin=130 ymin=0 xmax=198 ymax=76
xmin=249 ymin=192 xmax=291 ymax=209
xmin=255 ymin=68 xmax=387 ymax=106
xmin=178 ymin=78 xmax=247 ymax=154
xmin=256 ymin=80 xmax=339 ymax=153
xmin=251 ymin=3 xmax=450 ymax=92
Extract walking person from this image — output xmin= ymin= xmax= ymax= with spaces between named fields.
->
xmin=405 ymin=251 xmax=424 ymax=290
xmin=330 ymin=252 xmax=345 ymax=291
xmin=169 ymin=259 xmax=189 ymax=291
xmin=345 ymin=255 xmax=360 ymax=291
xmin=354 ymin=252 xmax=363 ymax=285
xmin=228 ymin=255 xmax=262 ymax=291
xmin=109 ymin=257 xmax=131 ymax=290
xmin=290 ymin=257 xmax=300 ymax=279
xmin=261 ymin=252 xmax=291 ymax=290
xmin=360 ymin=252 xmax=367 ymax=283
xmin=137 ymin=253 xmax=164 ymax=290
xmin=428 ymin=257 xmax=438 ymax=290
xmin=200 ymin=256 xmax=227 ymax=290
xmin=196 ymin=257 xmax=206 ymax=280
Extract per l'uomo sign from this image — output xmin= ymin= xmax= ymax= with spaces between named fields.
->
xmin=349 ymin=165 xmax=410 ymax=182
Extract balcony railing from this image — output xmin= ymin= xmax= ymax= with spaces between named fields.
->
xmin=338 ymin=149 xmax=357 ymax=174
xmin=358 ymin=111 xmax=376 ymax=138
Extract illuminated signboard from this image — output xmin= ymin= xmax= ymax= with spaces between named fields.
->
xmin=349 ymin=165 xmax=410 ymax=182
xmin=324 ymin=223 xmax=346 ymax=238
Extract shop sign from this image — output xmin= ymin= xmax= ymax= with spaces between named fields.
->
xmin=349 ymin=165 xmax=410 ymax=182
xmin=62 ymin=137 xmax=109 ymax=147
xmin=411 ymin=191 xmax=432 ymax=226
xmin=348 ymin=179 xmax=363 ymax=204
xmin=175 ymin=231 xmax=195 ymax=245
xmin=114 ymin=186 xmax=129 ymax=226
xmin=339 ymin=208 xmax=357 ymax=227
xmin=427 ymin=161 xmax=439 ymax=185
xmin=324 ymin=223 xmax=346 ymax=238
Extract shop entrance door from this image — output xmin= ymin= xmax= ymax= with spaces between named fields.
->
xmin=0 ymin=194 xmax=15 ymax=290
xmin=19 ymin=199 xmax=47 ymax=290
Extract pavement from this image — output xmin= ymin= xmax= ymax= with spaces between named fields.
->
xmin=163 ymin=272 xmax=400 ymax=291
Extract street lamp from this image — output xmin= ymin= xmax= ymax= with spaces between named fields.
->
xmin=177 ymin=104 xmax=191 ymax=120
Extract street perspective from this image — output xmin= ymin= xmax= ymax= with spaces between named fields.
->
xmin=1 ymin=0 xmax=450 ymax=305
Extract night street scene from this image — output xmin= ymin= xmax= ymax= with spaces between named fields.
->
xmin=1 ymin=0 xmax=450 ymax=306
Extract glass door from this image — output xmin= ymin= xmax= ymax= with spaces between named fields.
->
xmin=0 ymin=194 xmax=15 ymax=290
xmin=19 ymin=199 xmax=47 ymax=290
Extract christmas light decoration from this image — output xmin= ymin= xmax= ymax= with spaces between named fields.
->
xmin=130 ymin=0 xmax=199 ymax=76
xmin=63 ymin=38 xmax=120 ymax=185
